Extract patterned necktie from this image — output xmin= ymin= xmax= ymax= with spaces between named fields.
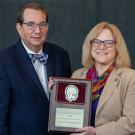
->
xmin=29 ymin=53 xmax=48 ymax=64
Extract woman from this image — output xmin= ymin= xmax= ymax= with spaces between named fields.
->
xmin=70 ymin=22 xmax=135 ymax=135
xmin=49 ymin=22 xmax=135 ymax=135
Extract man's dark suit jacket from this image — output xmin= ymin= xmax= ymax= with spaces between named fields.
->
xmin=0 ymin=39 xmax=71 ymax=135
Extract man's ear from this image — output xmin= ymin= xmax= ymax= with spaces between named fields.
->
xmin=16 ymin=23 xmax=22 ymax=36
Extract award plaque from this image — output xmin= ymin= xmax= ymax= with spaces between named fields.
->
xmin=48 ymin=77 xmax=92 ymax=134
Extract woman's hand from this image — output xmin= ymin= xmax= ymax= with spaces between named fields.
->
xmin=70 ymin=126 xmax=96 ymax=135
xmin=48 ymin=77 xmax=54 ymax=90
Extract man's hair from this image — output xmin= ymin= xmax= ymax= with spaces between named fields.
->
xmin=17 ymin=2 xmax=48 ymax=24
xmin=82 ymin=21 xmax=131 ymax=68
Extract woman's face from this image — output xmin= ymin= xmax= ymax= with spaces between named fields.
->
xmin=91 ymin=29 xmax=116 ymax=66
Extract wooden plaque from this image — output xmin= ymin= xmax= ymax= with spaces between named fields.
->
xmin=48 ymin=77 xmax=92 ymax=134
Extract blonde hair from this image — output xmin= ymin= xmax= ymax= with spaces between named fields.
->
xmin=82 ymin=21 xmax=131 ymax=68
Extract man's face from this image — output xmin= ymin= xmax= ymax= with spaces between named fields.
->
xmin=16 ymin=8 xmax=48 ymax=52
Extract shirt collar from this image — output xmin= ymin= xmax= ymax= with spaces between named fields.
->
xmin=21 ymin=40 xmax=43 ymax=54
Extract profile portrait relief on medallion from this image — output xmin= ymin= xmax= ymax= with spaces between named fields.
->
xmin=65 ymin=85 xmax=79 ymax=102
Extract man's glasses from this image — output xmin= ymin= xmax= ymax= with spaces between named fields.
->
xmin=90 ymin=39 xmax=115 ymax=48
xmin=22 ymin=21 xmax=48 ymax=31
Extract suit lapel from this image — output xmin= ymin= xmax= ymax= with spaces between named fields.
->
xmin=16 ymin=40 xmax=48 ymax=99
xmin=46 ymin=55 xmax=54 ymax=80
xmin=43 ymin=44 xmax=55 ymax=80
xmin=96 ymin=69 xmax=121 ymax=117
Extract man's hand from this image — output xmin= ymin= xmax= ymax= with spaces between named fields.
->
xmin=48 ymin=77 xmax=54 ymax=90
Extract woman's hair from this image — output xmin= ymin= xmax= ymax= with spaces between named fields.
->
xmin=17 ymin=2 xmax=48 ymax=24
xmin=82 ymin=21 xmax=131 ymax=68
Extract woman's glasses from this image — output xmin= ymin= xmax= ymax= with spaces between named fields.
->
xmin=90 ymin=39 xmax=115 ymax=48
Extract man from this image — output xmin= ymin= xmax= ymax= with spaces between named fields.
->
xmin=0 ymin=2 xmax=71 ymax=135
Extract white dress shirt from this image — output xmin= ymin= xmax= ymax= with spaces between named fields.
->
xmin=22 ymin=41 xmax=49 ymax=99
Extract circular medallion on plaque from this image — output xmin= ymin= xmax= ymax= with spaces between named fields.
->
xmin=65 ymin=85 xmax=79 ymax=102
